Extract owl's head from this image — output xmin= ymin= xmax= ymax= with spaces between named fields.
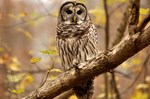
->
xmin=58 ymin=1 xmax=89 ymax=24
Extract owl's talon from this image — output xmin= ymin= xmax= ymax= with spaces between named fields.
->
xmin=73 ymin=63 xmax=80 ymax=70
xmin=73 ymin=63 xmax=80 ymax=75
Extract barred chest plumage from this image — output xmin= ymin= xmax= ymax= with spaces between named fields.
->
xmin=56 ymin=21 xmax=99 ymax=71
xmin=57 ymin=21 xmax=90 ymax=38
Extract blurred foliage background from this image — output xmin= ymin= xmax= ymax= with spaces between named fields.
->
xmin=0 ymin=0 xmax=150 ymax=99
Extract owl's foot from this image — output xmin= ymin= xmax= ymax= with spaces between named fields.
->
xmin=65 ymin=63 xmax=79 ymax=71
xmin=72 ymin=59 xmax=80 ymax=70
xmin=73 ymin=62 xmax=80 ymax=70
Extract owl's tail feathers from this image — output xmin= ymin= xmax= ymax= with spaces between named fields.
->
xmin=73 ymin=79 xmax=94 ymax=99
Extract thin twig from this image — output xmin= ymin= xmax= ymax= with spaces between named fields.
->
xmin=103 ymin=0 xmax=121 ymax=98
xmin=113 ymin=69 xmax=133 ymax=79
xmin=110 ymin=71 xmax=120 ymax=99
xmin=104 ymin=0 xmax=109 ymax=50
xmin=103 ymin=0 xmax=110 ymax=98
xmin=39 ymin=57 xmax=55 ymax=88
xmin=143 ymin=48 xmax=150 ymax=80
xmin=111 ymin=71 xmax=120 ymax=99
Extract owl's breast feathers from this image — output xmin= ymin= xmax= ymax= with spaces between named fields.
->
xmin=57 ymin=21 xmax=91 ymax=39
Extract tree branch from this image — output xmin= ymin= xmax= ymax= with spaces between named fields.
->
xmin=128 ymin=0 xmax=140 ymax=26
xmin=128 ymin=0 xmax=140 ymax=35
xmin=22 ymin=26 xmax=150 ymax=99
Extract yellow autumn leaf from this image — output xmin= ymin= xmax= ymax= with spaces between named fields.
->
xmin=49 ymin=75 xmax=58 ymax=80
xmin=8 ymin=13 xmax=18 ymax=19
xmin=106 ymin=0 xmax=126 ymax=5
xmin=12 ymin=56 xmax=20 ymax=65
xmin=24 ymin=31 xmax=32 ymax=39
xmin=7 ymin=73 xmax=26 ymax=83
xmin=19 ymin=12 xmax=28 ymax=18
xmin=69 ymin=94 xmax=78 ymax=99
xmin=97 ymin=93 xmax=105 ymax=98
xmin=22 ymin=74 xmax=33 ymax=85
xmin=16 ymin=74 xmax=33 ymax=90
xmin=8 ymin=88 xmax=24 ymax=94
xmin=140 ymin=8 xmax=149 ymax=15
xmin=40 ymin=50 xmax=58 ymax=55
xmin=145 ymin=76 xmax=150 ymax=84
xmin=8 ymin=56 xmax=20 ymax=71
xmin=131 ymin=58 xmax=141 ymax=65
xmin=131 ymin=90 xmax=148 ymax=99
xmin=136 ymin=83 xmax=149 ymax=90
xmin=8 ymin=63 xmax=20 ymax=71
xmin=50 ymin=69 xmax=62 ymax=73
xmin=17 ymin=28 xmax=33 ymax=39
xmin=30 ymin=57 xmax=41 ymax=64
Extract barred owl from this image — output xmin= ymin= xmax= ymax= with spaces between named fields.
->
xmin=56 ymin=1 xmax=99 ymax=99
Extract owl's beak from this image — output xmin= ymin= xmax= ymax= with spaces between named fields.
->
xmin=73 ymin=16 xmax=77 ymax=22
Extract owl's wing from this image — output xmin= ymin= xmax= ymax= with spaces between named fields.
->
xmin=88 ymin=24 xmax=98 ymax=47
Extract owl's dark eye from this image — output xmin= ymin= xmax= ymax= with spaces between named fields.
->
xmin=77 ymin=10 xmax=83 ymax=15
xmin=66 ymin=9 xmax=72 ymax=14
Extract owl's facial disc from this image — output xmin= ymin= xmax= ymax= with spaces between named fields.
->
xmin=60 ymin=2 xmax=87 ymax=24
